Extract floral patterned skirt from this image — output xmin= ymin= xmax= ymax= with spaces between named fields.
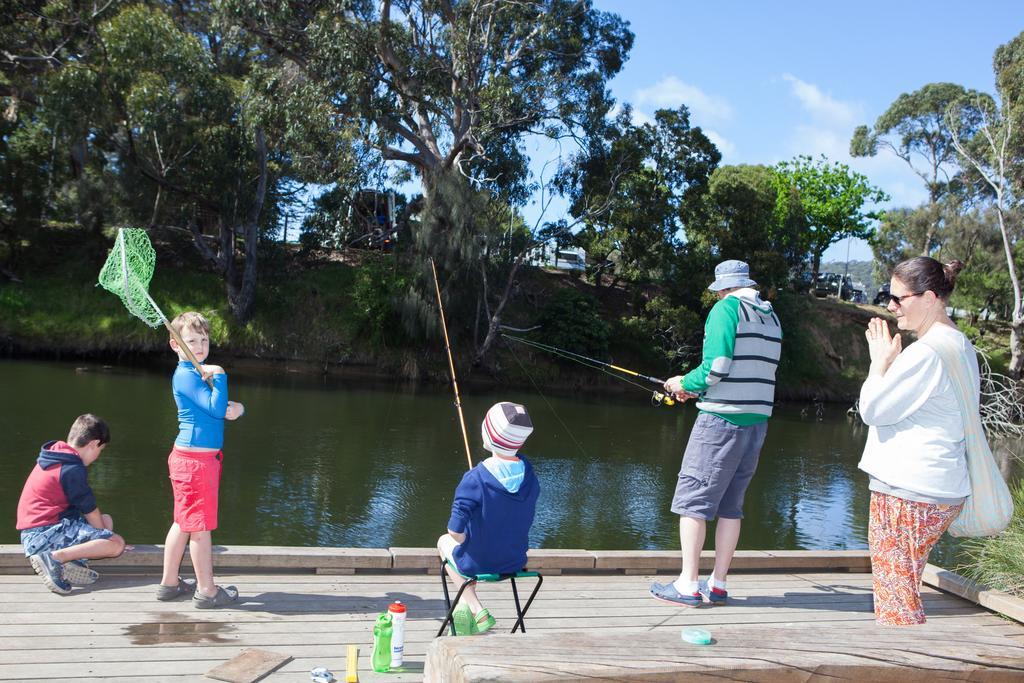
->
xmin=868 ymin=491 xmax=963 ymax=626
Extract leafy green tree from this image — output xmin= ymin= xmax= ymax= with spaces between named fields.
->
xmin=993 ymin=31 xmax=1024 ymax=198
xmin=686 ymin=164 xmax=806 ymax=292
xmin=953 ymin=251 xmax=1017 ymax=327
xmin=850 ymin=82 xmax=986 ymax=255
xmin=870 ymin=206 xmax=933 ymax=281
xmin=0 ymin=0 xmax=124 ymax=266
xmin=775 ymin=155 xmax=888 ymax=280
xmin=559 ymin=105 xmax=720 ymax=288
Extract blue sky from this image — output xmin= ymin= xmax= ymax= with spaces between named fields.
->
xmin=520 ymin=0 xmax=1022 ymax=262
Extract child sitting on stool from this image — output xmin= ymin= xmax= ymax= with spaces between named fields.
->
xmin=437 ymin=402 xmax=540 ymax=635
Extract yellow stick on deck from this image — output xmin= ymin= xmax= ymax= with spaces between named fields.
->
xmin=346 ymin=644 xmax=359 ymax=682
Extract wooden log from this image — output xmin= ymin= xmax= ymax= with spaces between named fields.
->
xmin=922 ymin=564 xmax=1024 ymax=624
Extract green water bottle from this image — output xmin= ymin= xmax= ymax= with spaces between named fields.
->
xmin=372 ymin=612 xmax=393 ymax=673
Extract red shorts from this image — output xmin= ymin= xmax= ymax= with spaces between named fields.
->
xmin=168 ymin=448 xmax=223 ymax=533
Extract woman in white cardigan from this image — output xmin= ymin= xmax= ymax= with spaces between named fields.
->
xmin=859 ymin=256 xmax=977 ymax=626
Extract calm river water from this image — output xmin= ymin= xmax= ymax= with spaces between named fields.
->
xmin=2 ymin=359 xmax=1019 ymax=563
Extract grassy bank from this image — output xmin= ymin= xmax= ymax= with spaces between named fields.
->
xmin=4 ymin=226 xmax=1009 ymax=402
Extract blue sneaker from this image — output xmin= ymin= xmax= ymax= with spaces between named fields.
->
xmin=649 ymin=581 xmax=702 ymax=607
xmin=698 ymin=578 xmax=728 ymax=605
xmin=29 ymin=550 xmax=72 ymax=595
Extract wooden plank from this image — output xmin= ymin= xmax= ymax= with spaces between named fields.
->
xmin=389 ymin=547 xmax=442 ymax=573
xmin=0 ymin=546 xmax=870 ymax=574
xmin=424 ymin=627 xmax=1024 ymax=682
xmin=526 ymin=549 xmax=596 ymax=571
xmin=204 ymin=649 xmax=292 ymax=683
xmin=922 ymin=563 xmax=1024 ymax=624
xmin=0 ymin=566 xmax=1020 ymax=683
xmin=0 ymin=545 xmax=393 ymax=573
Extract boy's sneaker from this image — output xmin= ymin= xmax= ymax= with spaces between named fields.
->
xmin=63 ymin=559 xmax=100 ymax=586
xmin=698 ymin=578 xmax=728 ymax=605
xmin=29 ymin=550 xmax=72 ymax=595
xmin=649 ymin=581 xmax=702 ymax=608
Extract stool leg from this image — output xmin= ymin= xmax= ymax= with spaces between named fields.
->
xmin=438 ymin=564 xmax=477 ymax=637
xmin=511 ymin=574 xmax=543 ymax=634
xmin=510 ymin=578 xmax=525 ymax=633
xmin=439 ymin=559 xmax=456 ymax=637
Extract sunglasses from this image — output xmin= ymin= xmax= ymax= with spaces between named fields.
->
xmin=888 ymin=291 xmax=923 ymax=306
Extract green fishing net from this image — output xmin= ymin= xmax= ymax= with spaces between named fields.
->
xmin=97 ymin=228 xmax=166 ymax=328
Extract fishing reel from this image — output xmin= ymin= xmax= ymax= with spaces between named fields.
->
xmin=651 ymin=391 xmax=676 ymax=407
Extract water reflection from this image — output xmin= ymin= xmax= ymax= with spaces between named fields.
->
xmin=1 ymin=359 xmax=1019 ymax=554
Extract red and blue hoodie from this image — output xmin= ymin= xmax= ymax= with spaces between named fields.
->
xmin=16 ymin=441 xmax=97 ymax=531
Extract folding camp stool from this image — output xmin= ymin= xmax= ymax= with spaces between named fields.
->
xmin=437 ymin=558 xmax=543 ymax=636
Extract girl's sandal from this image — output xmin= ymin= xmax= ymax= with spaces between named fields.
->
xmin=192 ymin=584 xmax=239 ymax=609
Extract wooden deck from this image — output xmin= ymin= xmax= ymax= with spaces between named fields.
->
xmin=1 ymin=548 xmax=1023 ymax=682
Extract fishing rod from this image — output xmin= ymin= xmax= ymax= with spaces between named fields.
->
xmin=430 ymin=258 xmax=474 ymax=470
xmin=501 ymin=334 xmax=680 ymax=407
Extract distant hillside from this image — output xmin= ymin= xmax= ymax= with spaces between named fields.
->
xmin=820 ymin=260 xmax=876 ymax=292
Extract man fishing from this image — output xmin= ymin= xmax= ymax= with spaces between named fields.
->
xmin=650 ymin=260 xmax=782 ymax=608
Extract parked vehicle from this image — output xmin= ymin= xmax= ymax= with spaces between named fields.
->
xmin=873 ymin=283 xmax=891 ymax=306
xmin=814 ymin=272 xmax=862 ymax=301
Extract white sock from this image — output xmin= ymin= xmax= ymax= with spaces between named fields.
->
xmin=672 ymin=577 xmax=700 ymax=595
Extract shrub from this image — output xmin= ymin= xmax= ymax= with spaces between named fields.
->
xmin=960 ymin=479 xmax=1024 ymax=597
xmin=534 ymin=288 xmax=610 ymax=358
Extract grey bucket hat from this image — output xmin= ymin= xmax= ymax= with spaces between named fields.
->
xmin=708 ymin=260 xmax=757 ymax=291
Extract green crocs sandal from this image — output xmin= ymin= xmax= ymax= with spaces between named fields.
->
xmin=451 ymin=603 xmax=477 ymax=636
xmin=474 ymin=608 xmax=496 ymax=634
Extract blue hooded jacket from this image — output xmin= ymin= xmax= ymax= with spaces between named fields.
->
xmin=446 ymin=455 xmax=540 ymax=576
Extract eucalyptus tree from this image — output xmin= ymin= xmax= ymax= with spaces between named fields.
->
xmin=946 ymin=78 xmax=1022 ymax=378
xmin=220 ymin=0 xmax=633 ymax=331
xmin=850 ymin=83 xmax=986 ymax=256
xmin=775 ymin=154 xmax=888 ymax=281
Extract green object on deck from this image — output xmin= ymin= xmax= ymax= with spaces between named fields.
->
xmin=97 ymin=228 xmax=166 ymax=328
xmin=371 ymin=613 xmax=393 ymax=672
xmin=681 ymin=628 xmax=712 ymax=645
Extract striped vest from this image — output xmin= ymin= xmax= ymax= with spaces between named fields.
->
xmin=697 ymin=298 xmax=782 ymax=417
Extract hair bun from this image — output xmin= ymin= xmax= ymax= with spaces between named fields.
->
xmin=944 ymin=259 xmax=965 ymax=285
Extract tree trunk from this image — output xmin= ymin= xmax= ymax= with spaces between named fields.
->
xmin=994 ymin=206 xmax=1022 ymax=380
xmin=920 ymin=198 xmax=940 ymax=256
xmin=474 ymin=253 xmax=527 ymax=366
xmin=226 ymin=128 xmax=267 ymax=325
xmin=1009 ymin=318 xmax=1023 ymax=381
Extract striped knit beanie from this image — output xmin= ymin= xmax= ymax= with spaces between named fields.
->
xmin=480 ymin=402 xmax=533 ymax=457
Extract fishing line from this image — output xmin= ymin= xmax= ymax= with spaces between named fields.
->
xmin=503 ymin=334 xmax=676 ymax=404
xmin=507 ymin=341 xmax=591 ymax=459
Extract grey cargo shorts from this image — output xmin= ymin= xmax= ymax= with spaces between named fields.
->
xmin=671 ymin=412 xmax=768 ymax=520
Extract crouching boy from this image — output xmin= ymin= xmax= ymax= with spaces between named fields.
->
xmin=16 ymin=414 xmax=126 ymax=594
xmin=437 ymin=402 xmax=540 ymax=635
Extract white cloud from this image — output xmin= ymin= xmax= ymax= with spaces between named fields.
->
xmin=633 ymin=76 xmax=734 ymax=125
xmin=782 ymin=74 xmax=859 ymax=127
xmin=781 ymin=76 xmax=928 ymax=210
xmin=704 ymin=129 xmax=736 ymax=158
